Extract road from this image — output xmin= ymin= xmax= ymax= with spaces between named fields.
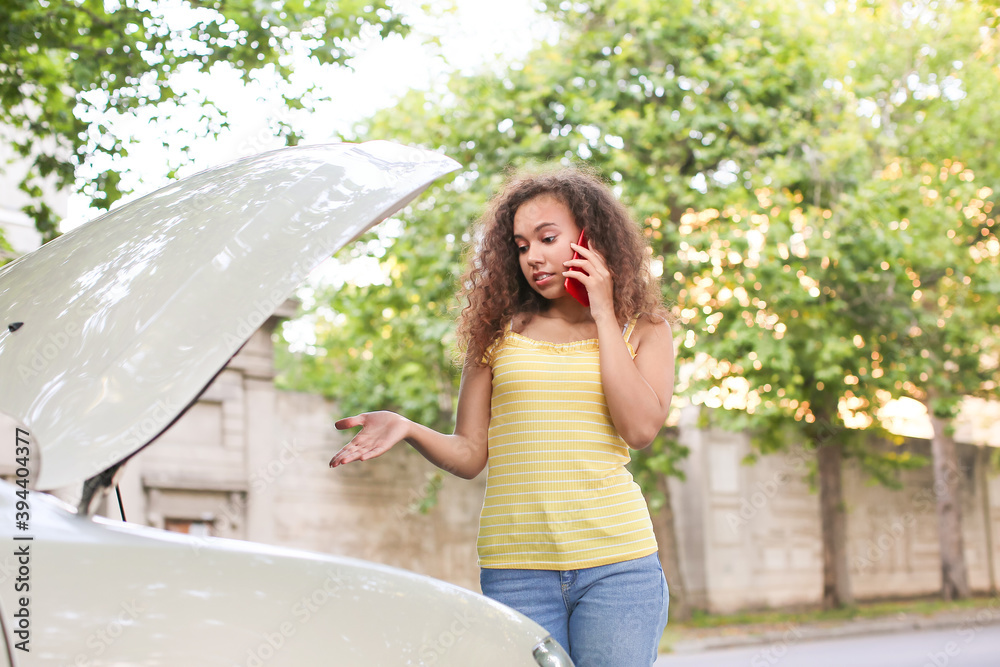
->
xmin=654 ymin=624 xmax=1000 ymax=667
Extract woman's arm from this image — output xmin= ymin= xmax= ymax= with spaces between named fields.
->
xmin=329 ymin=357 xmax=492 ymax=479
xmin=595 ymin=314 xmax=675 ymax=449
xmin=564 ymin=243 xmax=675 ymax=449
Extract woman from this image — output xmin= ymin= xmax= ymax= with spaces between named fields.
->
xmin=330 ymin=167 xmax=674 ymax=666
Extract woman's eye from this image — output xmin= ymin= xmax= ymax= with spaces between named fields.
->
xmin=542 ymin=236 xmax=556 ymax=243
xmin=516 ymin=245 xmax=527 ymax=253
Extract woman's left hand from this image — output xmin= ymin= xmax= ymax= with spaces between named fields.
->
xmin=563 ymin=242 xmax=615 ymax=321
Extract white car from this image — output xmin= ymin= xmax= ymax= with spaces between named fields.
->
xmin=0 ymin=141 xmax=573 ymax=666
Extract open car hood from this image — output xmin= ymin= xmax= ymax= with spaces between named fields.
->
xmin=0 ymin=141 xmax=459 ymax=491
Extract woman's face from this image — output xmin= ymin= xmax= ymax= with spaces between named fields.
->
xmin=512 ymin=195 xmax=582 ymax=300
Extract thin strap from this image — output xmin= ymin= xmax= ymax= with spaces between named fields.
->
xmin=622 ymin=314 xmax=641 ymax=342
xmin=622 ymin=314 xmax=640 ymax=358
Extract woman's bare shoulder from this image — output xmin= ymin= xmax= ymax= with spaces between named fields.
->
xmin=632 ymin=313 xmax=674 ymax=352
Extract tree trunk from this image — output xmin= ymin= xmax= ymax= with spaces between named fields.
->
xmin=817 ymin=442 xmax=853 ymax=608
xmin=929 ymin=411 xmax=971 ymax=600
xmin=649 ymin=474 xmax=691 ymax=621
xmin=979 ymin=447 xmax=997 ymax=596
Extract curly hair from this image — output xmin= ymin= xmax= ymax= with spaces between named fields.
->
xmin=456 ymin=165 xmax=667 ymax=364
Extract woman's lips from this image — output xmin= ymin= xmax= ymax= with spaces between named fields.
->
xmin=534 ymin=272 xmax=555 ymax=286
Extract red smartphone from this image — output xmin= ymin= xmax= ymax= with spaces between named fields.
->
xmin=564 ymin=229 xmax=590 ymax=307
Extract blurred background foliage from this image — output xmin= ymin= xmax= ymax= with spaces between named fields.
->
xmin=273 ymin=0 xmax=999 ymax=606
xmin=0 ymin=0 xmax=408 ymax=242
xmin=278 ymin=0 xmax=998 ymax=477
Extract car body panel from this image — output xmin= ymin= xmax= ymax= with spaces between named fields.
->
xmin=0 ymin=482 xmax=548 ymax=666
xmin=0 ymin=141 xmax=459 ymax=490
xmin=0 ymin=142 xmax=574 ymax=666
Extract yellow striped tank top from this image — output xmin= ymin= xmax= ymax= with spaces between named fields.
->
xmin=478 ymin=317 xmax=659 ymax=569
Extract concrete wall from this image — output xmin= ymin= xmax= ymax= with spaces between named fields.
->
xmin=110 ymin=319 xmax=998 ymax=612
xmin=673 ymin=406 xmax=823 ymax=612
xmin=266 ymin=388 xmax=486 ymax=593
xmin=114 ymin=305 xmax=486 ymax=594
xmin=672 ymin=405 xmax=1000 ymax=613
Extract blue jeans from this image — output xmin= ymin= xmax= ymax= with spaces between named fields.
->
xmin=480 ymin=553 xmax=669 ymax=667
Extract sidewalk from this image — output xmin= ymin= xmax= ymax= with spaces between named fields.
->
xmin=661 ymin=598 xmax=1000 ymax=654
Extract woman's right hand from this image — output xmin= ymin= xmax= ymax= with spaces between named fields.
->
xmin=330 ymin=411 xmax=410 ymax=468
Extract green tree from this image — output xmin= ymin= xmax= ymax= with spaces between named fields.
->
xmin=841 ymin=160 xmax=999 ymax=599
xmin=279 ymin=0 xmax=1000 ymax=612
xmin=677 ymin=1 xmax=999 ymax=605
xmin=0 ymin=0 xmax=407 ymax=241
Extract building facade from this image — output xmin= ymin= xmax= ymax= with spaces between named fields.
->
xmin=0 ymin=138 xmax=59 ymax=258
xmin=100 ymin=310 xmax=1000 ymax=611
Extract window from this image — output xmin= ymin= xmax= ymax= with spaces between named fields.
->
xmin=164 ymin=519 xmax=214 ymax=538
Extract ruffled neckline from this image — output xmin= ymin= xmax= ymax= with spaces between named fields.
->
xmin=506 ymin=329 xmax=600 ymax=352
xmin=502 ymin=328 xmax=636 ymax=357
